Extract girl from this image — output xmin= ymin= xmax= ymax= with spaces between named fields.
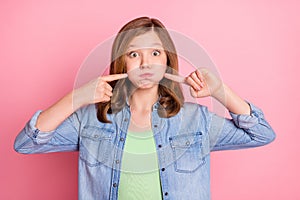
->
xmin=14 ymin=17 xmax=275 ymax=200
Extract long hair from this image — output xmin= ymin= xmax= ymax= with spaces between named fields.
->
xmin=97 ymin=17 xmax=184 ymax=123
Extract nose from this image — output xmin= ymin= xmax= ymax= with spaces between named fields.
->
xmin=139 ymin=54 xmax=151 ymax=70
xmin=140 ymin=64 xmax=151 ymax=70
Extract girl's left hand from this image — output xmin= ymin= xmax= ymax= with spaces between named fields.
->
xmin=164 ymin=68 xmax=222 ymax=98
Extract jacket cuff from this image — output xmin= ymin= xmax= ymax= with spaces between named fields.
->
xmin=26 ymin=110 xmax=55 ymax=144
xmin=229 ymin=101 xmax=264 ymax=129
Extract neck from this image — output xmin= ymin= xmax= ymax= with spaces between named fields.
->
xmin=129 ymin=86 xmax=159 ymax=112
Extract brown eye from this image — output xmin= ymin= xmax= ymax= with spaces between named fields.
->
xmin=152 ymin=50 xmax=160 ymax=56
xmin=129 ymin=52 xmax=139 ymax=58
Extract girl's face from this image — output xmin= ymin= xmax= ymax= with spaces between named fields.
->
xmin=124 ymin=31 xmax=167 ymax=89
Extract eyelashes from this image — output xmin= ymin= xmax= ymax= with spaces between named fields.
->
xmin=127 ymin=49 xmax=162 ymax=58
xmin=128 ymin=51 xmax=139 ymax=58
xmin=152 ymin=50 xmax=161 ymax=56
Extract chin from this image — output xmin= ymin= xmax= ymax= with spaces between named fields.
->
xmin=135 ymin=80 xmax=158 ymax=89
xmin=137 ymin=83 xmax=156 ymax=89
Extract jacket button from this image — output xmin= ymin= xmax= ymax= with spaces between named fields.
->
xmin=154 ymin=125 xmax=158 ymax=128
xmin=120 ymin=138 xmax=124 ymax=142
xmin=115 ymin=160 xmax=120 ymax=164
xmin=113 ymin=183 xmax=118 ymax=187
xmin=158 ymin=144 xmax=162 ymax=148
xmin=164 ymin=192 xmax=168 ymax=196
xmin=33 ymin=129 xmax=39 ymax=138
xmin=161 ymin=168 xmax=165 ymax=171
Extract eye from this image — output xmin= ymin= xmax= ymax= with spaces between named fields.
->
xmin=129 ymin=51 xmax=139 ymax=58
xmin=152 ymin=50 xmax=161 ymax=56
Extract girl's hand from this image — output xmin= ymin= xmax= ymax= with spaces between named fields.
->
xmin=164 ymin=68 xmax=222 ymax=98
xmin=74 ymin=74 xmax=128 ymax=107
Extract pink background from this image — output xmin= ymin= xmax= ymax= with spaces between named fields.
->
xmin=1 ymin=0 xmax=299 ymax=199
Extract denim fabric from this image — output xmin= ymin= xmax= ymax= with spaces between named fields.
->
xmin=14 ymin=101 xmax=275 ymax=200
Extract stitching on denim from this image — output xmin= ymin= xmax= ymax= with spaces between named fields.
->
xmin=16 ymin=138 xmax=33 ymax=150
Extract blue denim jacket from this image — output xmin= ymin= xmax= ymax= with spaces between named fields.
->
xmin=14 ymin=101 xmax=275 ymax=200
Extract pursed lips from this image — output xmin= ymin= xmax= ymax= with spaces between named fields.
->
xmin=139 ymin=73 xmax=154 ymax=78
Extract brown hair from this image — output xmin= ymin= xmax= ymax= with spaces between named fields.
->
xmin=97 ymin=17 xmax=184 ymax=123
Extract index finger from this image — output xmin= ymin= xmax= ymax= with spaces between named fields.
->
xmin=101 ymin=73 xmax=128 ymax=82
xmin=164 ymin=73 xmax=186 ymax=84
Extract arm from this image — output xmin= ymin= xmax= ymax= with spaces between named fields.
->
xmin=14 ymin=74 xmax=127 ymax=154
xmin=191 ymin=69 xmax=275 ymax=150
xmin=205 ymin=101 xmax=276 ymax=151
xmin=183 ymin=68 xmax=250 ymax=115
xmin=36 ymin=74 xmax=127 ymax=132
xmin=14 ymin=109 xmax=81 ymax=154
xmin=35 ymin=91 xmax=81 ymax=132
xmin=164 ymin=68 xmax=276 ymax=150
xmin=211 ymin=83 xmax=250 ymax=115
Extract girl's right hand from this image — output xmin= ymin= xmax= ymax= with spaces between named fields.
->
xmin=35 ymin=73 xmax=127 ymax=132
xmin=74 ymin=74 xmax=128 ymax=107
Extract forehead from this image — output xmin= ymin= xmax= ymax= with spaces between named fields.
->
xmin=127 ymin=31 xmax=163 ymax=49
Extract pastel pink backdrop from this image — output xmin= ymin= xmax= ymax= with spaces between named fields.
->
xmin=1 ymin=0 xmax=299 ymax=199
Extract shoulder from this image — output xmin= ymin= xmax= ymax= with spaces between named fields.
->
xmin=75 ymin=104 xmax=96 ymax=117
xmin=180 ymin=102 xmax=211 ymax=128
xmin=181 ymin=102 xmax=209 ymax=115
xmin=73 ymin=104 xmax=98 ymax=124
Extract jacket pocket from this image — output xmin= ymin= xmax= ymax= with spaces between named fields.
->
xmin=79 ymin=125 xmax=114 ymax=167
xmin=169 ymin=132 xmax=206 ymax=173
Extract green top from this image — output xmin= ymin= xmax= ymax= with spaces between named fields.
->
xmin=118 ymin=130 xmax=162 ymax=200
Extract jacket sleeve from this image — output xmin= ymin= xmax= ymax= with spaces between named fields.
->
xmin=14 ymin=110 xmax=80 ymax=154
xmin=208 ymin=102 xmax=276 ymax=151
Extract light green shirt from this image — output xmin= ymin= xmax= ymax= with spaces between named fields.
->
xmin=118 ymin=130 xmax=163 ymax=200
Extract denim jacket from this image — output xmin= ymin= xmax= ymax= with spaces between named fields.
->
xmin=14 ymin=101 xmax=275 ymax=200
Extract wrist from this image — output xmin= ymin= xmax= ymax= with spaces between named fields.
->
xmin=211 ymin=83 xmax=226 ymax=101
xmin=70 ymin=89 xmax=87 ymax=111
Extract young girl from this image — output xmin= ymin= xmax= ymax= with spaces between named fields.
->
xmin=14 ymin=17 xmax=275 ymax=200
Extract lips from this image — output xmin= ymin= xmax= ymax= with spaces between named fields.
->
xmin=139 ymin=73 xmax=154 ymax=78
